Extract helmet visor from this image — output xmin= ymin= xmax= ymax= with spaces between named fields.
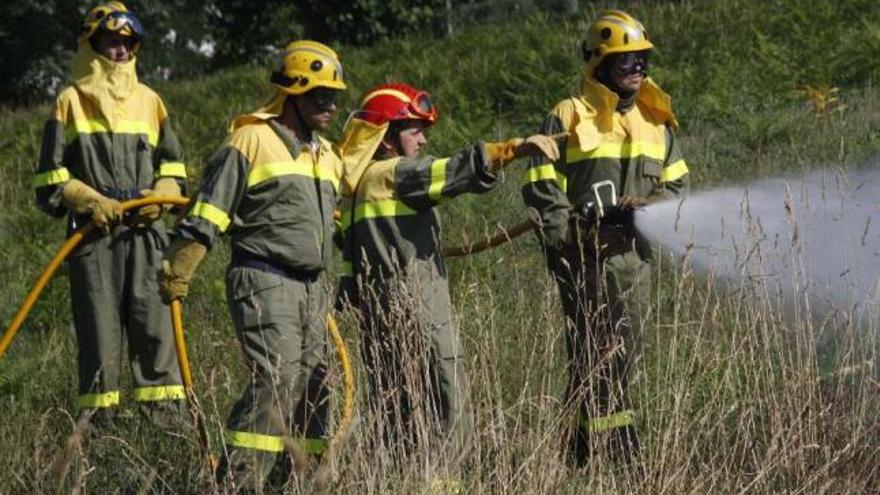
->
xmin=608 ymin=51 xmax=650 ymax=77
xmin=306 ymin=88 xmax=340 ymax=112
xmin=102 ymin=11 xmax=144 ymax=40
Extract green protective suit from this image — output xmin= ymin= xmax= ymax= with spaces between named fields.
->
xmin=337 ymin=142 xmax=497 ymax=464
xmin=34 ymin=83 xmax=188 ymax=414
xmin=521 ymin=75 xmax=689 ymax=464
xmin=176 ymin=115 xmax=340 ymax=484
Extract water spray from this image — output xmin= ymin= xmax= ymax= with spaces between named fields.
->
xmin=635 ymin=161 xmax=880 ymax=330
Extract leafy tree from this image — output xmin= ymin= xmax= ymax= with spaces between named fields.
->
xmin=296 ymin=0 xmax=448 ymax=45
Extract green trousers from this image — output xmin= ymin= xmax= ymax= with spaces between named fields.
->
xmin=549 ymin=223 xmax=651 ymax=465
xmin=218 ymin=265 xmax=330 ymax=487
xmin=357 ymin=260 xmax=472 ymax=468
xmin=68 ymin=225 xmax=184 ymax=412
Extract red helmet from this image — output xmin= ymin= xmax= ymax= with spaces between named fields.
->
xmin=357 ymin=83 xmax=438 ymax=126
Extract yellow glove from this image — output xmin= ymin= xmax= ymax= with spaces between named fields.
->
xmin=484 ymin=138 xmax=522 ymax=167
xmin=159 ymin=238 xmax=207 ymax=303
xmin=514 ymin=134 xmax=562 ymax=162
xmin=137 ymin=177 xmax=182 ymax=223
xmin=485 ymin=133 xmax=564 ymax=170
xmin=60 ymin=179 xmax=123 ymax=233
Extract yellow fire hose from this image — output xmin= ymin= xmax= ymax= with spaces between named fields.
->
xmin=0 ymin=196 xmax=188 ymax=360
xmin=2 ymin=193 xmax=524 ymax=467
xmin=326 ymin=314 xmax=355 ymax=451
xmin=169 ymin=298 xmax=216 ymax=471
xmin=0 ymin=196 xmax=356 ymax=466
xmin=443 ymin=218 xmax=534 ymax=257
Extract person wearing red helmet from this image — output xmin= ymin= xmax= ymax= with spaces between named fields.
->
xmin=335 ymin=82 xmax=559 ymax=474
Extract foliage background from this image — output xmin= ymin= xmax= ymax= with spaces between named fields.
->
xmin=0 ymin=0 xmax=879 ymax=493
xmin=0 ymin=0 xmax=579 ymax=105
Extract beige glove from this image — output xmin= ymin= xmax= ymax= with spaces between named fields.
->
xmin=485 ymin=133 xmax=564 ymax=170
xmin=617 ymin=195 xmax=649 ymax=211
xmin=60 ymin=179 xmax=123 ymax=233
xmin=159 ymin=238 xmax=207 ymax=303
xmin=137 ymin=177 xmax=182 ymax=223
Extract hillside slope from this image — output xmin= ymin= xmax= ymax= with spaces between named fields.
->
xmin=1 ymin=2 xmax=878 ymax=492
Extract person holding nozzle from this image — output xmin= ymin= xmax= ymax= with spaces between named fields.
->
xmin=522 ymin=10 xmax=689 ymax=468
xmin=335 ymin=82 xmax=560 ymax=481
xmin=158 ymin=41 xmax=350 ymax=489
xmin=33 ymin=1 xmax=188 ymax=428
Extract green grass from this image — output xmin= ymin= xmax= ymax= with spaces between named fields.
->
xmin=1 ymin=0 xmax=879 ymax=492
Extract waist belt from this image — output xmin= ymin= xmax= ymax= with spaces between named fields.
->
xmin=231 ymin=251 xmax=321 ymax=283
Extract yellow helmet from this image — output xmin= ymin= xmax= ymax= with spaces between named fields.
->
xmin=582 ymin=10 xmax=653 ymax=71
xmin=79 ymin=2 xmax=144 ymax=51
xmin=270 ymin=40 xmax=347 ymax=96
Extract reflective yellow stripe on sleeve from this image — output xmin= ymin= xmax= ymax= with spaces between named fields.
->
xmin=157 ymin=161 xmax=187 ymax=178
xmin=76 ymin=391 xmax=121 ymax=409
xmin=578 ymin=410 xmax=634 ymax=433
xmin=33 ymin=167 xmax=71 ymax=187
xmin=660 ymin=159 xmax=689 ymax=183
xmin=428 ymin=158 xmax=449 ymax=202
xmin=567 ymin=141 xmax=666 ymax=163
xmin=66 ymin=119 xmax=159 ymax=146
xmin=353 ymin=199 xmax=418 ymax=223
xmin=133 ymin=385 xmax=186 ymax=402
xmin=227 ymin=430 xmax=285 ymax=452
xmin=190 ymin=201 xmax=231 ymax=232
xmin=523 ymin=164 xmax=567 ymax=193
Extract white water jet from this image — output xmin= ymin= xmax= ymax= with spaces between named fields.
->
xmin=635 ymin=160 xmax=880 ymax=330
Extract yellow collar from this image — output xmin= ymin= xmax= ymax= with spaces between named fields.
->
xmin=229 ymin=90 xmax=288 ymax=131
xmin=338 ymin=117 xmax=389 ymax=196
xmin=578 ymin=73 xmax=678 ymax=131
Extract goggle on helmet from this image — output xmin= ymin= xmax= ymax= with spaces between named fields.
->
xmin=79 ymin=2 xmax=144 ymax=50
xmin=356 ymin=83 xmax=438 ymax=127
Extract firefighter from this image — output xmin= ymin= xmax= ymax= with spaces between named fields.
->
xmin=336 ymin=83 xmax=560 ymax=472
xmin=158 ymin=40 xmax=346 ymax=488
xmin=521 ymin=10 xmax=689 ymax=466
xmin=33 ymin=2 xmax=187 ymax=426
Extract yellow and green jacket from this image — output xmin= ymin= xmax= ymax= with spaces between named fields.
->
xmin=35 ymin=84 xmax=187 ymax=224
xmin=522 ymin=76 xmax=689 ymax=249
xmin=177 ymin=116 xmax=341 ymax=273
xmin=338 ymin=144 xmax=497 ymax=302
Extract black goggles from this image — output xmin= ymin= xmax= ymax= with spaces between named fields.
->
xmin=608 ymin=51 xmax=650 ymax=77
xmin=102 ymin=11 xmax=145 ymax=40
xmin=306 ymin=88 xmax=340 ymax=112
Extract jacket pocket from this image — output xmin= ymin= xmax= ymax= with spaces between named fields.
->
xmin=227 ymin=266 xmax=287 ymax=329
xmin=641 ymin=161 xmax=663 ymax=179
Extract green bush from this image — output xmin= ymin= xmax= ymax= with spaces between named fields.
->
xmin=1 ymin=1 xmax=879 ymax=492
